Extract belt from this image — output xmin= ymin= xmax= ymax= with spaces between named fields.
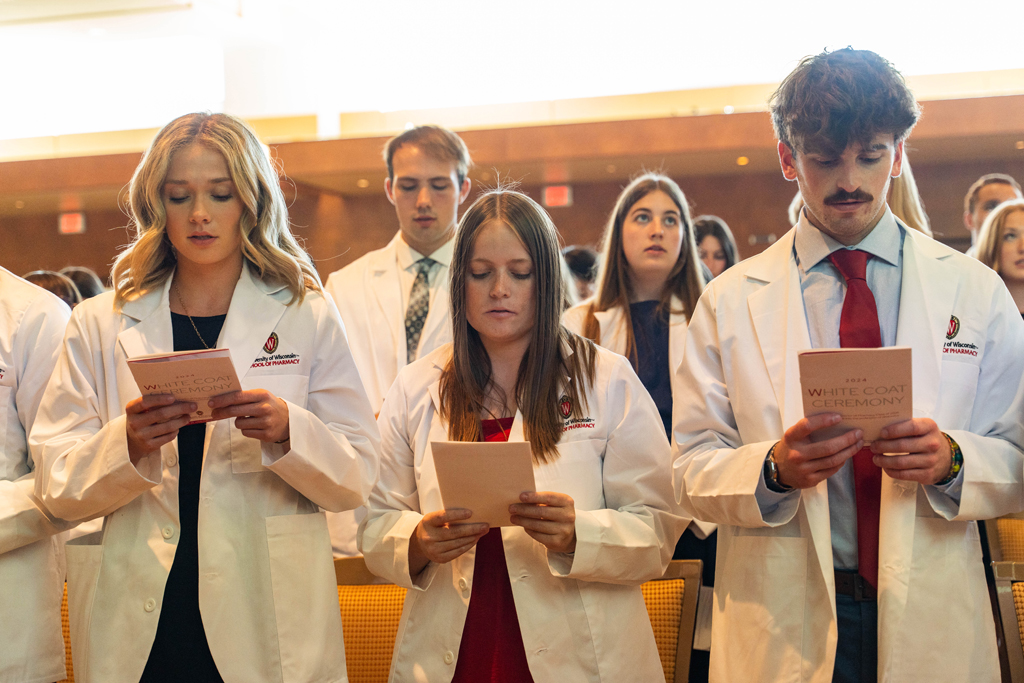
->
xmin=834 ymin=570 xmax=877 ymax=602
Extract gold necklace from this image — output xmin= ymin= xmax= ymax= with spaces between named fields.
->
xmin=172 ymin=280 xmax=212 ymax=350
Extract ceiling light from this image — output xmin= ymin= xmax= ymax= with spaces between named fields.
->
xmin=356 ymin=179 xmax=370 ymax=188
xmin=736 ymin=156 xmax=750 ymax=166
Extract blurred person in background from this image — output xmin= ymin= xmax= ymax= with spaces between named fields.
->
xmin=964 ymin=173 xmax=1021 ymax=257
xmin=60 ymin=266 xmax=107 ymax=299
xmin=694 ymin=215 xmax=739 ymax=278
xmin=974 ymin=198 xmax=1024 ymax=317
xmin=23 ymin=270 xmax=81 ymax=309
xmin=561 ymin=244 xmax=599 ymax=301
xmin=562 ymin=172 xmax=715 ymax=681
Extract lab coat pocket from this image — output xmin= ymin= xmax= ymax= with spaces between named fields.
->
xmin=265 ymin=511 xmax=346 ymax=683
xmin=65 ymin=534 xmax=103 ymax=682
xmin=721 ymin=534 xmax=807 ymax=672
xmin=230 ymin=374 xmax=310 ymax=473
xmin=536 ymin=438 xmax=604 ymax=511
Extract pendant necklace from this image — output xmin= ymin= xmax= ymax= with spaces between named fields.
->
xmin=173 ymin=280 xmax=212 ymax=350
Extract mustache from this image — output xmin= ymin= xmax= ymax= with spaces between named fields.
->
xmin=824 ymin=189 xmax=873 ymax=205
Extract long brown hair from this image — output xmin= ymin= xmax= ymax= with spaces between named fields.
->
xmin=583 ymin=173 xmax=705 ymax=363
xmin=440 ymin=190 xmax=596 ymax=463
xmin=112 ymin=112 xmax=321 ymax=309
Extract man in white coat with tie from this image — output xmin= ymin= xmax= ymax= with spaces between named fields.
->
xmin=325 ymin=125 xmax=472 ymax=556
xmin=673 ymin=48 xmax=1024 ymax=683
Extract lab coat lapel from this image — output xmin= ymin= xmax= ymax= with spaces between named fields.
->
xmin=593 ymin=307 xmax=626 ymax=355
xmin=117 ymin=277 xmax=174 ymax=359
xmin=219 ymin=264 xmax=288 ymax=381
xmin=746 ymin=230 xmax=835 ymax=612
xmin=668 ymin=295 xmax=687 ymax=379
xmin=877 ymin=228 xmax=958 ymax=667
xmin=417 ymin=267 xmax=452 ymax=359
xmin=369 ymin=235 xmax=408 ymax=370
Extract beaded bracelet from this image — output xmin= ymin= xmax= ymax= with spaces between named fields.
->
xmin=936 ymin=433 xmax=963 ymax=486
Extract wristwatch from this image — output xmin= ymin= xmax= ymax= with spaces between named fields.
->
xmin=764 ymin=442 xmax=794 ymax=493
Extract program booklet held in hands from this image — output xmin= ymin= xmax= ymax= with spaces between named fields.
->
xmin=798 ymin=347 xmax=912 ymax=443
xmin=431 ymin=441 xmax=536 ymax=528
xmin=127 ymin=348 xmax=241 ymax=424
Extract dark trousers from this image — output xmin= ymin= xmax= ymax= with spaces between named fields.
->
xmin=833 ymin=593 xmax=878 ymax=683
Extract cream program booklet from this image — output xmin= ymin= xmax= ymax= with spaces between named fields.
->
xmin=798 ymin=347 xmax=912 ymax=443
xmin=127 ymin=348 xmax=241 ymax=424
xmin=431 ymin=441 xmax=536 ymax=528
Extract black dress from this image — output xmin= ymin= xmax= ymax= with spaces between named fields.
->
xmin=140 ymin=313 xmax=226 ymax=683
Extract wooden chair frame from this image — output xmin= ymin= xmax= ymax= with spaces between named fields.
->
xmin=650 ymin=559 xmax=703 ymax=683
xmin=991 ymin=561 xmax=1024 ymax=683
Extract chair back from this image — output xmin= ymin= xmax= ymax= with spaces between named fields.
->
xmin=57 ymin=583 xmax=75 ymax=683
xmin=336 ymin=557 xmax=407 ymax=683
xmin=641 ymin=559 xmax=703 ymax=683
xmin=992 ymin=561 xmax=1024 ymax=683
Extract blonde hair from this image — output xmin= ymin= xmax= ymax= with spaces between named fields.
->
xmin=975 ymin=198 xmax=1024 ymax=273
xmin=112 ymin=112 xmax=321 ymax=308
xmin=441 ymin=190 xmax=597 ymax=463
xmin=583 ymin=173 xmax=705 ymax=364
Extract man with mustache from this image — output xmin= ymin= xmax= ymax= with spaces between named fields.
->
xmin=672 ymin=48 xmax=1024 ymax=682
xmin=325 ymin=125 xmax=472 ymax=556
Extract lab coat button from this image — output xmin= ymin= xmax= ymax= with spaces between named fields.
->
xmin=458 ymin=578 xmax=468 ymax=592
xmin=166 ymin=453 xmax=177 ymax=467
xmin=161 ymin=526 xmax=175 ymax=539
xmin=144 ymin=598 xmax=157 ymax=613
xmin=443 ymin=651 xmax=454 ymax=665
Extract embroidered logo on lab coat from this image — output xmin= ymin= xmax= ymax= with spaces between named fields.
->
xmin=263 ymin=332 xmax=279 ymax=354
xmin=558 ymin=394 xmax=572 ymax=418
xmin=946 ymin=315 xmax=960 ymax=340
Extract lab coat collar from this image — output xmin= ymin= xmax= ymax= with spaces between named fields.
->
xmin=117 ymin=262 xmax=289 ymax=381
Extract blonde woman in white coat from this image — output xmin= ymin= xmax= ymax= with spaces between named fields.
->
xmin=562 ymin=173 xmax=715 ymax=680
xmin=31 ymin=113 xmax=380 ymax=683
xmin=0 ymin=268 xmax=71 ymax=683
xmin=360 ymin=189 xmax=684 ymax=683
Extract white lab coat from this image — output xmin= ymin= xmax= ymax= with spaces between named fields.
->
xmin=672 ymin=226 xmax=1024 ymax=683
xmin=30 ymin=264 xmax=380 ymax=683
xmin=0 ymin=268 xmax=70 ymax=683
xmin=360 ymin=342 xmax=685 ymax=683
xmin=562 ymin=296 xmax=715 ymax=540
xmin=325 ymin=233 xmax=452 ymax=556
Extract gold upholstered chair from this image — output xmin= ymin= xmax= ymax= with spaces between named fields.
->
xmin=641 ymin=559 xmax=703 ymax=683
xmin=57 ymin=583 xmax=75 ymax=683
xmin=991 ymin=560 xmax=1024 ymax=683
xmin=335 ymin=557 xmax=407 ymax=683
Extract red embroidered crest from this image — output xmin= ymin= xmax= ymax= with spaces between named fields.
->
xmin=263 ymin=332 xmax=279 ymax=354
xmin=558 ymin=394 xmax=572 ymax=419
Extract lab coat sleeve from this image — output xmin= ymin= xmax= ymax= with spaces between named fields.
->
xmin=927 ymin=285 xmax=1024 ymax=520
xmin=262 ymin=296 xmax=380 ymax=513
xmin=358 ymin=373 xmax=437 ymax=591
xmin=672 ymin=287 xmax=800 ymax=528
xmin=551 ymin=354 xmax=688 ymax=585
xmin=0 ymin=293 xmax=72 ymax=554
xmin=31 ymin=309 xmax=162 ymax=523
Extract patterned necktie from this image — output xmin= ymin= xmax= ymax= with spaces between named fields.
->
xmin=404 ymin=257 xmax=436 ymax=364
xmin=829 ymin=249 xmax=883 ymax=590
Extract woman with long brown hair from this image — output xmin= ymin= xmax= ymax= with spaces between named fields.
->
xmin=361 ymin=188 xmax=682 ymax=682
xmin=562 ymin=172 xmax=715 ymax=680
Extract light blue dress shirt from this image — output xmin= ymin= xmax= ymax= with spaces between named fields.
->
xmin=757 ymin=207 xmax=962 ymax=571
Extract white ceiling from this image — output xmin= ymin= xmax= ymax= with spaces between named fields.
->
xmin=1 ymin=0 xmax=1022 ymax=140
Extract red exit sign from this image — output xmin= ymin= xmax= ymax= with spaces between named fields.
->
xmin=542 ymin=185 xmax=573 ymax=208
xmin=59 ymin=212 xmax=86 ymax=235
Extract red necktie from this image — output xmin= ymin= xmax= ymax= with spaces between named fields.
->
xmin=828 ymin=249 xmax=882 ymax=590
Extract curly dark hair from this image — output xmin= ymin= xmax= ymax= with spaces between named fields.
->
xmin=771 ymin=48 xmax=921 ymax=155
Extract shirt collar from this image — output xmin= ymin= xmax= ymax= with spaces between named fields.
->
xmin=794 ymin=205 xmax=902 ymax=271
xmin=395 ymin=233 xmax=455 ymax=270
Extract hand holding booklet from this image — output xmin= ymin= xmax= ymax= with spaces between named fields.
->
xmin=798 ymin=347 xmax=912 ymax=443
xmin=431 ymin=441 xmax=536 ymax=528
xmin=127 ymin=348 xmax=241 ymax=424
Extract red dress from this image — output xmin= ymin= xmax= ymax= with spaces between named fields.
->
xmin=450 ymin=417 xmax=535 ymax=683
